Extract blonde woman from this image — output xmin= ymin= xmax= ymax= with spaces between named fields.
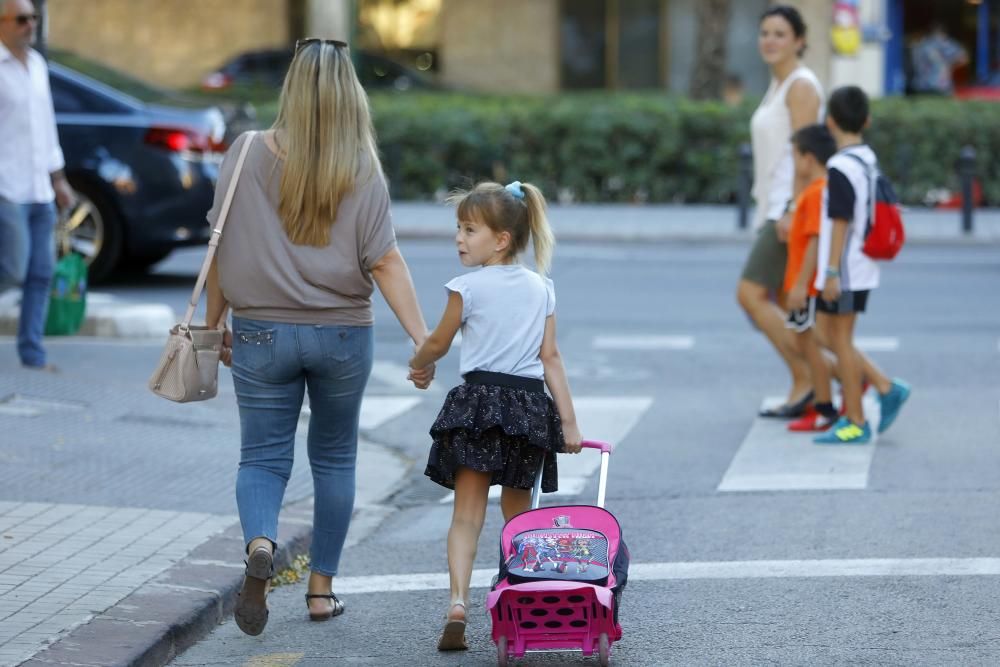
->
xmin=203 ymin=39 xmax=432 ymax=636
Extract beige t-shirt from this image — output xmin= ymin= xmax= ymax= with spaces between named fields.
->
xmin=209 ymin=131 xmax=396 ymax=326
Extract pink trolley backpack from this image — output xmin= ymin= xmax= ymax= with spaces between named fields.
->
xmin=487 ymin=441 xmax=629 ymax=666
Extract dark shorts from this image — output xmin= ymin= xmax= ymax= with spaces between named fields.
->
xmin=740 ymin=219 xmax=787 ymax=292
xmin=816 ymin=290 xmax=869 ymax=315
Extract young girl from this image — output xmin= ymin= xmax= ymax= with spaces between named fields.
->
xmin=408 ymin=180 xmax=582 ymax=651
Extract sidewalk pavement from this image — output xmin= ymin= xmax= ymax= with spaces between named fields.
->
xmin=390 ymin=202 xmax=1000 ymax=243
xmin=0 ymin=341 xmax=413 ymax=667
xmin=0 ymin=291 xmax=174 ymax=339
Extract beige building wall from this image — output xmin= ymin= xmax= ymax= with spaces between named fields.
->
xmin=775 ymin=0 xmax=834 ymax=93
xmin=439 ymin=0 xmax=559 ymax=94
xmin=47 ymin=0 xmax=291 ymax=88
xmin=776 ymin=0 xmax=887 ymax=97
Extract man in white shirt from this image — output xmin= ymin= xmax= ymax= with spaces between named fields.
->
xmin=0 ymin=0 xmax=75 ymax=369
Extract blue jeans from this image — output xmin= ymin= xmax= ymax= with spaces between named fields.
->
xmin=0 ymin=199 xmax=56 ymax=367
xmin=231 ymin=317 xmax=373 ymax=576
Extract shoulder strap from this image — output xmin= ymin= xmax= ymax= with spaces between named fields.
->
xmin=843 ymin=152 xmax=876 ymax=233
xmin=181 ymin=131 xmax=257 ymax=328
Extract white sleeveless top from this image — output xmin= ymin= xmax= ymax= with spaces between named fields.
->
xmin=750 ymin=66 xmax=824 ymax=229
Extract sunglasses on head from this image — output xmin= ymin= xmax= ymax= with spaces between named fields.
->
xmin=295 ymin=38 xmax=348 ymax=53
xmin=3 ymin=13 xmax=39 ymax=26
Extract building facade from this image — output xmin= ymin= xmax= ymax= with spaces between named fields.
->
xmin=42 ymin=0 xmax=999 ymax=98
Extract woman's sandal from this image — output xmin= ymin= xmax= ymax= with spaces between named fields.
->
xmin=305 ymin=593 xmax=345 ymax=622
xmin=437 ymin=600 xmax=468 ymax=651
xmin=234 ymin=546 xmax=273 ymax=636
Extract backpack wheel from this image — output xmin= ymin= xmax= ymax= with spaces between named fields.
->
xmin=497 ymin=635 xmax=508 ymax=666
xmin=599 ymin=632 xmax=610 ymax=666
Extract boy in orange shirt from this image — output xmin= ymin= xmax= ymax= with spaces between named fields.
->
xmin=784 ymin=124 xmax=838 ymax=432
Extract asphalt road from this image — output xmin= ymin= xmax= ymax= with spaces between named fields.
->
xmin=102 ymin=238 xmax=1000 ymax=666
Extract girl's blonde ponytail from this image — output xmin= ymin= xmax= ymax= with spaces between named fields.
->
xmin=519 ymin=182 xmax=555 ymax=275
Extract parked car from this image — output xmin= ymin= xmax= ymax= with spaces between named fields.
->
xmin=201 ymin=48 xmax=439 ymax=93
xmin=48 ymin=60 xmax=227 ymax=282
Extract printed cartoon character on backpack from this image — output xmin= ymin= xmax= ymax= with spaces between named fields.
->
xmin=571 ymin=537 xmax=593 ymax=573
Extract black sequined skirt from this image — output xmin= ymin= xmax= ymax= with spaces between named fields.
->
xmin=424 ymin=376 xmax=563 ymax=493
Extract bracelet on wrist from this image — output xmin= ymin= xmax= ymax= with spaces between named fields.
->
xmin=825 ymin=267 xmax=840 ymax=278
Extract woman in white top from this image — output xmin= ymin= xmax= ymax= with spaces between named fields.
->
xmin=737 ymin=5 xmax=824 ymax=417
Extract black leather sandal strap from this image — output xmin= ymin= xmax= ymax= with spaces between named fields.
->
xmin=305 ymin=593 xmax=338 ymax=600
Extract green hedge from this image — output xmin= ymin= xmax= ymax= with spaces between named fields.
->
xmin=369 ymin=93 xmax=1000 ymax=206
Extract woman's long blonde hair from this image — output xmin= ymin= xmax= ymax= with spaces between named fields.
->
xmin=448 ymin=181 xmax=555 ymax=274
xmin=272 ymin=41 xmax=379 ymax=246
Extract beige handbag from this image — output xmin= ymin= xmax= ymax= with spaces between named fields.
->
xmin=148 ymin=132 xmax=257 ymax=402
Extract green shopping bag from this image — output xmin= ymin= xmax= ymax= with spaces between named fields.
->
xmin=45 ymin=252 xmax=88 ymax=336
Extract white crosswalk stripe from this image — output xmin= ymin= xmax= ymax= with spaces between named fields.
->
xmin=440 ymin=396 xmax=653 ymax=503
xmin=332 ymin=558 xmax=1000 ymax=594
xmin=718 ymin=393 xmax=882 ymax=492
xmin=592 ymin=335 xmax=695 ymax=351
xmin=855 ymin=336 xmax=900 ymax=352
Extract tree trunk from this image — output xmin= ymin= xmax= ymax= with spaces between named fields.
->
xmin=689 ymin=0 xmax=732 ymax=100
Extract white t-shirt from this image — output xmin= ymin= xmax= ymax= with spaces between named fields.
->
xmin=445 ymin=264 xmax=556 ymax=380
xmin=815 ymin=145 xmax=880 ymax=292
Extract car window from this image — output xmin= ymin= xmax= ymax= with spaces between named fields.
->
xmin=50 ymin=76 xmax=87 ymax=113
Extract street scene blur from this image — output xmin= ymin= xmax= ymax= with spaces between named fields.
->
xmin=1 ymin=0 xmax=999 ymax=665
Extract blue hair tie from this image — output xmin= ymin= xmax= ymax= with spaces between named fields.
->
xmin=505 ymin=181 xmax=525 ymax=200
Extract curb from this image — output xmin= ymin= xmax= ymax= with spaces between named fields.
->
xmin=0 ymin=292 xmax=174 ymax=340
xmin=19 ymin=443 xmax=413 ymax=667
xmin=392 ymin=226 xmax=1000 ymax=245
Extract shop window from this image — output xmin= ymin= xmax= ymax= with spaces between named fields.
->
xmin=560 ymin=0 xmax=664 ymax=90
xmin=357 ymin=0 xmax=441 ymax=74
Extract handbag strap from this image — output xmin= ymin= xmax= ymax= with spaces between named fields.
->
xmin=180 ymin=131 xmax=257 ymax=329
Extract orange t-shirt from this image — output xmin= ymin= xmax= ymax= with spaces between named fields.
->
xmin=783 ymin=177 xmax=825 ymax=295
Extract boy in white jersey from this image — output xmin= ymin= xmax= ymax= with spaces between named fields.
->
xmin=814 ymin=86 xmax=910 ymax=445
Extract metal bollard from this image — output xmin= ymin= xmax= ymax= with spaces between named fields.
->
xmin=958 ymin=145 xmax=976 ymax=235
xmin=736 ymin=142 xmax=752 ymax=230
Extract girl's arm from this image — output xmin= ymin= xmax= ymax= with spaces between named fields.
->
xmin=370 ymin=247 xmax=430 ymax=347
xmin=409 ymin=291 xmax=462 ymax=371
xmin=540 ymin=315 xmax=582 ymax=454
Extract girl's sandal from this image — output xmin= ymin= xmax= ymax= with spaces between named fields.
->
xmin=234 ymin=546 xmax=273 ymax=636
xmin=437 ymin=600 xmax=468 ymax=651
xmin=305 ymin=593 xmax=345 ymax=622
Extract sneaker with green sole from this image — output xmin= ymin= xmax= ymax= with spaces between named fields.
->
xmin=814 ymin=416 xmax=872 ymax=445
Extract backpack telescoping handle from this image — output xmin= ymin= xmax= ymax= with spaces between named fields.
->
xmin=531 ymin=440 xmax=615 ymax=510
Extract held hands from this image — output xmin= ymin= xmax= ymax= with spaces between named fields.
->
xmin=562 ymin=422 xmax=582 ymax=454
xmin=787 ymin=284 xmax=808 ymax=312
xmin=775 ymin=212 xmax=792 ymax=243
xmin=407 ymin=363 xmax=434 ymax=390
xmin=822 ymin=276 xmax=841 ymax=303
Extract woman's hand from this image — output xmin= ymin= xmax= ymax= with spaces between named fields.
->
xmin=408 ymin=362 xmax=435 ymax=390
xmin=220 ymin=328 xmax=233 ymax=367
xmin=562 ymin=422 xmax=582 ymax=454
xmin=775 ymin=211 xmax=793 ymax=242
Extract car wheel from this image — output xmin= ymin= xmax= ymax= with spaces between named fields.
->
xmin=63 ymin=179 xmax=123 ymax=284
